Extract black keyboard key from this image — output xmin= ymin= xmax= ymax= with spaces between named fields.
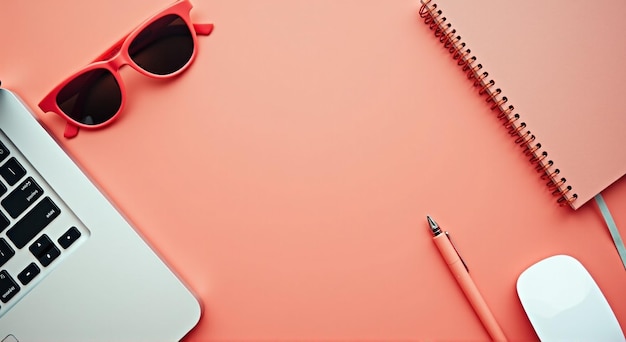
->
xmin=58 ymin=227 xmax=81 ymax=249
xmin=29 ymin=234 xmax=53 ymax=258
xmin=0 ymin=270 xmax=19 ymax=303
xmin=6 ymin=197 xmax=61 ymax=249
xmin=17 ymin=263 xmax=40 ymax=285
xmin=37 ymin=245 xmax=60 ymax=267
xmin=2 ymin=177 xmax=43 ymax=218
xmin=0 ymin=140 xmax=10 ymax=163
xmin=0 ymin=181 xmax=6 ymax=197
xmin=29 ymin=234 xmax=60 ymax=267
xmin=0 ymin=212 xmax=8 ymax=234
xmin=0 ymin=239 xmax=14 ymax=268
xmin=0 ymin=157 xmax=25 ymax=186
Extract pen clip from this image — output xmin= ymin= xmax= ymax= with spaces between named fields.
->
xmin=445 ymin=231 xmax=469 ymax=272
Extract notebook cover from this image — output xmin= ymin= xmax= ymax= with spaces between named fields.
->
xmin=1 ymin=0 xmax=626 ymax=340
xmin=429 ymin=0 xmax=626 ymax=209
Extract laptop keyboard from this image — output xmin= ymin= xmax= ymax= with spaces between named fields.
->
xmin=0 ymin=133 xmax=89 ymax=316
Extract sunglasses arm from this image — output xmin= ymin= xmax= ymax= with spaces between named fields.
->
xmin=194 ymin=23 xmax=214 ymax=35
xmin=64 ymin=122 xmax=80 ymax=139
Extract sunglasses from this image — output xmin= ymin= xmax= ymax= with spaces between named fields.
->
xmin=39 ymin=0 xmax=213 ymax=138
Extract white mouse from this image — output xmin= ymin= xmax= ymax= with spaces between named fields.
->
xmin=516 ymin=254 xmax=624 ymax=341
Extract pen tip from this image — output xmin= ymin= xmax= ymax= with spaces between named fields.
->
xmin=426 ymin=215 xmax=437 ymax=228
xmin=426 ymin=215 xmax=441 ymax=235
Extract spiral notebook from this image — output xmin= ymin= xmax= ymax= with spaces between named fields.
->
xmin=419 ymin=0 xmax=626 ymax=210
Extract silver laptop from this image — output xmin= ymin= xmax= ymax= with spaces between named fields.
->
xmin=0 ymin=86 xmax=201 ymax=341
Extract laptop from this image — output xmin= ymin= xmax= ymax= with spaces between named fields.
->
xmin=0 ymin=85 xmax=201 ymax=341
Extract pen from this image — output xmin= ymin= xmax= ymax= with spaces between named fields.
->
xmin=427 ymin=215 xmax=507 ymax=342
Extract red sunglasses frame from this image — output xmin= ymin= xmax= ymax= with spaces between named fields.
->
xmin=39 ymin=0 xmax=213 ymax=139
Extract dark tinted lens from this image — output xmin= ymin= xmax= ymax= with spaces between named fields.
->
xmin=129 ymin=14 xmax=194 ymax=75
xmin=56 ymin=69 xmax=121 ymax=125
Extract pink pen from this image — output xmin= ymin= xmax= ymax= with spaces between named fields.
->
xmin=427 ymin=216 xmax=507 ymax=342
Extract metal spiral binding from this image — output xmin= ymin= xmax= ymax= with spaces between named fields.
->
xmin=418 ymin=0 xmax=577 ymax=207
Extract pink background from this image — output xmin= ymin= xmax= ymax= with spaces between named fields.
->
xmin=1 ymin=0 xmax=626 ymax=340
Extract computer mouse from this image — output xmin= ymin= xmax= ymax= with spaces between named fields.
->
xmin=516 ymin=254 xmax=624 ymax=341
